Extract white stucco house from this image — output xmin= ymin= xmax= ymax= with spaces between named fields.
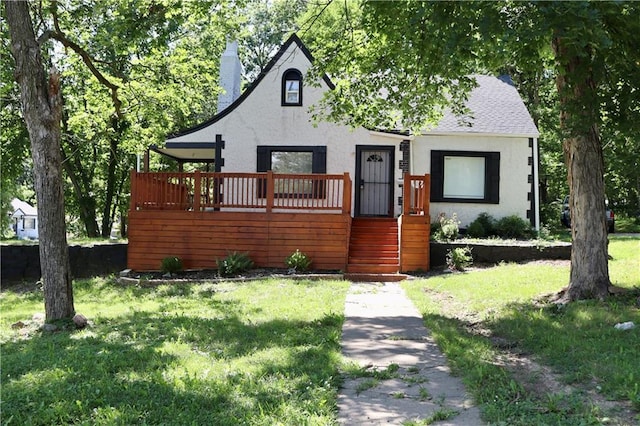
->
xmin=151 ymin=34 xmax=540 ymax=229
xmin=9 ymin=198 xmax=38 ymax=240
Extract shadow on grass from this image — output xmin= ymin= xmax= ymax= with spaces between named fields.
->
xmin=487 ymin=291 xmax=640 ymax=407
xmin=420 ymin=312 xmax=611 ymax=425
xmin=417 ymin=287 xmax=640 ymax=424
xmin=2 ymin=304 xmax=345 ymax=425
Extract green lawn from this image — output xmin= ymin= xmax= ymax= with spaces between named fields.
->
xmin=403 ymin=235 xmax=640 ymax=425
xmin=2 ymin=237 xmax=638 ymax=425
xmin=1 ymin=278 xmax=350 ymax=425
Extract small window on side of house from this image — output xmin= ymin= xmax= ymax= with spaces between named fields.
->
xmin=282 ymin=69 xmax=302 ymax=106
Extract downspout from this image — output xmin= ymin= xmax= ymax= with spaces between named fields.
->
xmin=533 ymin=137 xmax=541 ymax=232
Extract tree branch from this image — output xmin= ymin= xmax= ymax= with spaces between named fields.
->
xmin=49 ymin=0 xmax=123 ymax=119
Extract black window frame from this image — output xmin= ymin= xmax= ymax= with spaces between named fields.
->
xmin=281 ymin=69 xmax=303 ymax=106
xmin=430 ymin=150 xmax=500 ymax=204
xmin=257 ymin=146 xmax=326 ymax=198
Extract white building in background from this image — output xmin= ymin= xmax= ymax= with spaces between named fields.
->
xmin=9 ymin=198 xmax=38 ymax=240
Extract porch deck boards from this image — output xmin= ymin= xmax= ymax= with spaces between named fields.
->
xmin=127 ymin=172 xmax=431 ymax=275
xmin=127 ymin=210 xmax=351 ymax=271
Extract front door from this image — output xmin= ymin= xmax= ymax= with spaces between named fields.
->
xmin=355 ymin=146 xmax=394 ymax=216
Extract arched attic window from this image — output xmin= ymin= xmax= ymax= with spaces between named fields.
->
xmin=282 ymin=69 xmax=302 ymax=106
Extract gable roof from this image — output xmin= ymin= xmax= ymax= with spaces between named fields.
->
xmin=427 ymin=75 xmax=539 ymax=137
xmin=10 ymin=198 xmax=37 ymax=216
xmin=167 ymin=34 xmax=334 ymax=140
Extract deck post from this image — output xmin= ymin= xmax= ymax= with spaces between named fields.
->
xmin=403 ymin=173 xmax=411 ymax=215
xmin=423 ymin=174 xmax=430 ymax=216
xmin=130 ymin=170 xmax=137 ymax=211
xmin=193 ymin=171 xmax=201 ymax=211
xmin=342 ymin=172 xmax=351 ymax=214
xmin=266 ymin=171 xmax=274 ymax=213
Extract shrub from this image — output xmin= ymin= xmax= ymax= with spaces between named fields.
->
xmin=433 ymin=213 xmax=460 ymax=241
xmin=160 ymin=256 xmax=183 ymax=274
xmin=285 ymin=249 xmax=312 ymax=272
xmin=216 ymin=251 xmax=254 ymax=277
xmin=446 ymin=246 xmax=473 ymax=271
xmin=430 ymin=220 xmax=442 ymax=240
xmin=467 ymin=212 xmax=496 ymax=238
xmin=495 ymin=215 xmax=534 ymax=239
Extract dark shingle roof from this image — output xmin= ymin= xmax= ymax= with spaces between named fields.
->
xmin=428 ymin=75 xmax=539 ymax=136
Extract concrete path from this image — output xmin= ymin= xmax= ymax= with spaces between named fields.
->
xmin=337 ymin=282 xmax=483 ymax=425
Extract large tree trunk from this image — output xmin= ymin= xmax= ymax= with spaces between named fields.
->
xmin=552 ymin=36 xmax=611 ymax=301
xmin=5 ymin=1 xmax=75 ymax=320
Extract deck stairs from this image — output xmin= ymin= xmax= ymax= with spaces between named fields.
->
xmin=346 ymin=218 xmax=403 ymax=280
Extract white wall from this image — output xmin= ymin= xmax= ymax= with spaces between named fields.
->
xmin=12 ymin=213 xmax=38 ymax=240
xmin=412 ymin=134 xmax=532 ymax=226
xmin=169 ymin=42 xmax=404 ymax=216
xmin=167 ymin=40 xmax=534 ymax=222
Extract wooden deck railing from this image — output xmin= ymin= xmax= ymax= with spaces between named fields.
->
xmin=130 ymin=170 xmax=352 ymax=214
xmin=402 ymin=173 xmax=430 ymax=216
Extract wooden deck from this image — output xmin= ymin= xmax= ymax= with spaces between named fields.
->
xmin=127 ymin=172 xmax=430 ymax=273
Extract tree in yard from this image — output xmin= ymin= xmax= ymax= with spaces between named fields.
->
xmin=4 ymin=0 xmax=74 ymax=320
xmin=45 ymin=0 xmax=238 ymax=238
xmin=238 ymin=0 xmax=308 ymax=81
xmin=303 ymin=1 xmax=640 ymax=301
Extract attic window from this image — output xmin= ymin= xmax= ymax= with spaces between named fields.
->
xmin=282 ymin=69 xmax=302 ymax=106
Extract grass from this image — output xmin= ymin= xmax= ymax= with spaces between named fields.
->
xmin=1 ymin=237 xmax=128 ymax=246
xmin=1 ymin=278 xmax=350 ymax=425
xmin=2 ymin=236 xmax=638 ymax=424
xmin=402 ymin=235 xmax=640 ymax=425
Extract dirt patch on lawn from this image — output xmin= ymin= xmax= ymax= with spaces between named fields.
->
xmin=421 ymin=273 xmax=638 ymax=426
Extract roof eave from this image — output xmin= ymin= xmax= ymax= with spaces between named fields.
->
xmin=166 ymin=34 xmax=334 ymax=141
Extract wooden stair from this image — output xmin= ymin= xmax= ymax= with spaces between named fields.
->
xmin=347 ymin=218 xmax=400 ymax=275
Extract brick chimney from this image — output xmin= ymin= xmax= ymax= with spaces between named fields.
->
xmin=217 ymin=40 xmax=242 ymax=113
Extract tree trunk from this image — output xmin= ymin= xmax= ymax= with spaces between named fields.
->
xmin=101 ymin=124 xmax=120 ymax=238
xmin=552 ymin=35 xmax=610 ymax=301
xmin=60 ymin=106 xmax=100 ymax=238
xmin=5 ymin=1 xmax=75 ymax=320
xmin=60 ymin=145 xmax=101 ymax=238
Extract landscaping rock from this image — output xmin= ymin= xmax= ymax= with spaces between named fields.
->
xmin=41 ymin=323 xmax=58 ymax=332
xmin=32 ymin=312 xmax=45 ymax=321
xmin=73 ymin=314 xmax=88 ymax=329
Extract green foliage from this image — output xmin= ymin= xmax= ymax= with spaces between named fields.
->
xmin=238 ymin=0 xmax=307 ymax=81
xmin=285 ymin=249 xmax=312 ymax=272
xmin=3 ymin=1 xmax=245 ymax=238
xmin=466 ymin=212 xmax=496 ymax=238
xmin=216 ymin=251 xmax=254 ymax=277
xmin=446 ymin=247 xmax=473 ymax=272
xmin=433 ymin=213 xmax=459 ymax=241
xmin=495 ymin=215 xmax=535 ymax=239
xmin=466 ymin=213 xmax=535 ymax=240
xmin=540 ymin=200 xmax=565 ymax=232
xmin=160 ymin=256 xmax=183 ymax=274
xmin=0 ymin=277 xmax=350 ymax=424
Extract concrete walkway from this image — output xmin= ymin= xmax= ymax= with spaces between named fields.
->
xmin=337 ymin=282 xmax=483 ymax=425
